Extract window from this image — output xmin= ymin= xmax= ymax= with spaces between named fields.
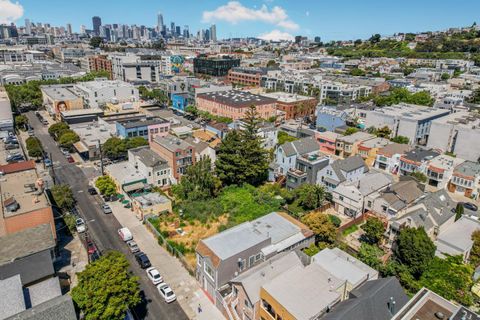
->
xmin=339 ymin=196 xmax=344 ymax=201
xmin=204 ymin=264 xmax=214 ymax=281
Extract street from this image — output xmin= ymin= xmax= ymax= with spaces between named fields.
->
xmin=26 ymin=112 xmax=188 ymax=320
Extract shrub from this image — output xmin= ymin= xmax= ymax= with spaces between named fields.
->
xmin=328 ymin=214 xmax=342 ymax=227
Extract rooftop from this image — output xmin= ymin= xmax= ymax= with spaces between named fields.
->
xmin=431 ymin=111 xmax=480 ymax=130
xmin=40 ymin=85 xmax=79 ymax=101
xmin=231 ymin=252 xmax=303 ymax=304
xmin=0 ymin=275 xmax=25 ymax=319
xmin=338 ymin=132 xmax=375 ymax=144
xmin=133 ymin=192 xmax=171 ymax=207
xmin=453 ymin=161 xmax=480 ymax=178
xmin=74 ymin=79 xmax=134 ymax=91
xmin=117 ymin=116 xmax=167 ymax=129
xmin=312 ymin=248 xmax=379 ymax=288
xmin=260 ymin=92 xmax=315 ymax=103
xmin=377 ymin=143 xmax=412 ymax=157
xmin=105 ymin=162 xmax=145 ymax=186
xmin=0 ymin=224 xmax=55 ymax=266
xmin=0 ymin=168 xmax=49 ymax=218
xmin=359 ymin=137 xmax=391 ymax=150
xmin=152 ymin=134 xmax=193 ymax=152
xmin=262 ymin=263 xmax=342 ymax=320
xmin=70 ymin=121 xmax=113 ymax=146
xmin=5 ymin=294 xmax=77 ymax=320
xmin=197 ymin=90 xmax=276 ymax=108
xmin=402 ymin=149 xmax=440 ymax=163
xmin=435 ymin=215 xmax=480 ymax=257
xmin=392 ymin=288 xmax=457 ymax=320
xmin=370 ymin=103 xmax=450 ymax=120
xmin=129 ymin=146 xmax=168 ymax=168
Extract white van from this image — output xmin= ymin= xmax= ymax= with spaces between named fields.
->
xmin=118 ymin=227 xmax=133 ymax=242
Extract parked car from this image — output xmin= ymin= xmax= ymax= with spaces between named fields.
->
xmin=102 ymin=204 xmax=112 ymax=214
xmin=28 ymin=129 xmax=35 ymax=137
xmin=6 ymin=154 xmax=24 ymax=163
xmin=118 ymin=227 xmax=133 ymax=242
xmin=4 ymin=136 xmax=18 ymax=143
xmin=60 ymin=148 xmax=70 ymax=156
xmin=75 ymin=218 xmax=86 ymax=233
xmin=88 ymin=187 xmax=97 ymax=195
xmin=44 ymin=158 xmax=52 ymax=167
xmin=66 ymin=155 xmax=75 ymax=163
xmin=146 ymin=267 xmax=163 ymax=285
xmin=135 ymin=252 xmax=151 ymax=269
xmin=462 ymin=202 xmax=478 ymax=212
xmin=41 ymin=119 xmax=49 ymax=126
xmin=127 ymin=240 xmax=140 ymax=253
xmin=156 ymin=283 xmax=176 ymax=303
xmin=5 ymin=143 xmax=19 ymax=150
xmin=86 ymin=239 xmax=97 ymax=255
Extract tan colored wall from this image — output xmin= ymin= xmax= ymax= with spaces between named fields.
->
xmin=257 ymin=287 xmax=296 ymax=320
xmin=196 ymin=97 xmax=276 ymax=120
xmin=2 ymin=207 xmax=56 ymax=239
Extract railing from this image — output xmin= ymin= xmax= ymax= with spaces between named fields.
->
xmin=144 ymin=214 xmax=195 ymax=276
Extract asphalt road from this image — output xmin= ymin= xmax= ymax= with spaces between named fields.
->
xmin=26 ymin=112 xmax=188 ymax=320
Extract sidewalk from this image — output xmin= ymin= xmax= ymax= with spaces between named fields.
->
xmin=109 ymin=201 xmax=224 ymax=320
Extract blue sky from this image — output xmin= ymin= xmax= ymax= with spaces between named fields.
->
xmin=1 ymin=0 xmax=480 ymax=41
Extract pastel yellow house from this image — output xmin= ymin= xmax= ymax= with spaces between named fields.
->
xmin=356 ymin=137 xmax=392 ymax=167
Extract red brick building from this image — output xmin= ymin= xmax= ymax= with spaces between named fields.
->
xmin=261 ymin=92 xmax=317 ymax=120
xmin=227 ymin=67 xmax=267 ymax=87
xmin=88 ymin=55 xmax=113 ymax=79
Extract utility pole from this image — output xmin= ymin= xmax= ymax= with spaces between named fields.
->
xmin=50 ymin=152 xmax=56 ymax=185
xmin=97 ymin=140 xmax=104 ymax=176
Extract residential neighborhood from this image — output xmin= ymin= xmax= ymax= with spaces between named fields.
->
xmin=2 ymin=2 xmax=480 ymax=320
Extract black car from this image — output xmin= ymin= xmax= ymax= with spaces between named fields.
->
xmin=462 ymin=202 xmax=478 ymax=212
xmin=135 ymin=252 xmax=151 ymax=269
xmin=88 ymin=187 xmax=98 ymax=195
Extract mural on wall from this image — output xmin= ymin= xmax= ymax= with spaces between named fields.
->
xmin=170 ymin=55 xmax=185 ymax=74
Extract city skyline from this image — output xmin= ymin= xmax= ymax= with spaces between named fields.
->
xmin=0 ymin=0 xmax=479 ymax=41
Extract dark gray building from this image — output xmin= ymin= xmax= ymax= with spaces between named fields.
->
xmin=193 ymin=55 xmax=240 ymax=77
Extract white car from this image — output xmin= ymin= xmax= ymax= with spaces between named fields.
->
xmin=157 ymin=283 xmax=176 ymax=303
xmin=118 ymin=227 xmax=133 ymax=242
xmin=127 ymin=240 xmax=140 ymax=253
xmin=75 ymin=218 xmax=86 ymax=233
xmin=146 ymin=267 xmax=163 ymax=285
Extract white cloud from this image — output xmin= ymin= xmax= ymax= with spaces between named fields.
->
xmin=0 ymin=0 xmax=23 ymax=24
xmin=202 ymin=1 xmax=299 ymax=31
xmin=258 ymin=29 xmax=294 ymax=41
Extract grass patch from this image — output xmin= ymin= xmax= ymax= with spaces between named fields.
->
xmin=342 ymin=224 xmax=359 ymax=236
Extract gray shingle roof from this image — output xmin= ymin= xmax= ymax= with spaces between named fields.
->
xmin=6 ymin=295 xmax=77 ymax=320
xmin=280 ymin=137 xmax=319 ymax=157
xmin=0 ymin=275 xmax=25 ymax=319
xmin=322 ymin=277 xmax=409 ymax=320
xmin=0 ymin=250 xmax=55 ymax=286
xmin=403 ymin=149 xmax=440 ymax=163
xmin=331 ymin=155 xmax=368 ymax=182
xmin=0 ymin=224 xmax=55 ymax=266
xmin=454 ymin=161 xmax=480 ymax=178
xmin=129 ymin=146 xmax=168 ymax=168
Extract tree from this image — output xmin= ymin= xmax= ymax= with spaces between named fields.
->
xmin=95 ymin=175 xmax=117 ymax=196
xmin=185 ymin=105 xmax=198 ymax=116
xmin=470 ymin=230 xmax=480 ymax=267
xmin=71 ymin=251 xmax=141 ymax=320
xmin=48 ymin=122 xmax=70 ymax=140
xmin=391 ymin=135 xmax=410 ymax=144
xmin=369 ymin=34 xmax=381 ymax=44
xmin=361 ymin=217 xmax=385 ymax=244
xmin=344 ymin=127 xmax=359 ymax=136
xmin=58 ymin=130 xmax=80 ymax=150
xmin=410 ymin=171 xmax=427 ymax=183
xmin=26 ymin=137 xmax=43 ymax=158
xmin=294 ymin=184 xmax=326 ymax=210
xmin=301 ymin=212 xmax=337 ymax=244
xmin=350 ymin=68 xmax=366 ymax=76
xmin=215 ymin=108 xmax=269 ymax=186
xmin=103 ymin=137 xmax=127 ymax=159
xmin=266 ymin=60 xmax=278 ymax=68
xmin=124 ymin=137 xmax=148 ymax=150
xmin=277 ymin=131 xmax=297 ymax=145
xmin=376 ymin=126 xmax=392 ymax=138
xmin=395 ymin=227 xmax=436 ymax=278
xmin=51 ymin=184 xmax=75 ymax=209
xmin=358 ymin=243 xmax=383 ymax=270
xmin=455 ymin=203 xmax=464 ymax=221
xmin=172 ymin=157 xmax=220 ymax=201
xmin=441 ymin=73 xmax=450 ymax=81
xmin=90 ymin=36 xmax=103 ymax=48
xmin=15 ymin=115 xmax=28 ymax=130
xmin=420 ymin=255 xmax=474 ymax=306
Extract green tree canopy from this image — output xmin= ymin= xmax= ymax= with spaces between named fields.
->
xmin=51 ymin=184 xmax=75 ymax=209
xmin=410 ymin=171 xmax=427 ymax=183
xmin=294 ymin=184 xmax=326 ymax=210
xmin=470 ymin=230 xmax=480 ymax=267
xmin=124 ymin=137 xmax=149 ymax=150
xmin=89 ymin=36 xmax=103 ymax=48
xmin=15 ymin=115 xmax=28 ymax=130
xmin=420 ymin=255 xmax=475 ymax=306
xmin=26 ymin=137 xmax=43 ymax=158
xmin=358 ymin=243 xmax=384 ymax=270
xmin=350 ymin=68 xmax=366 ymax=76
xmin=391 ymin=135 xmax=410 ymax=144
xmin=344 ymin=127 xmax=359 ymax=136
xmin=361 ymin=217 xmax=385 ymax=244
xmin=72 ymin=251 xmax=141 ymax=320
xmin=301 ymin=212 xmax=337 ymax=244
xmin=395 ymin=227 xmax=436 ymax=278
xmin=103 ymin=137 xmax=127 ymax=159
xmin=172 ymin=156 xmax=220 ymax=201
xmin=215 ymin=106 xmax=269 ymax=186
xmin=277 ymin=131 xmax=297 ymax=145
xmin=58 ymin=130 xmax=80 ymax=149
xmin=95 ymin=175 xmax=117 ymax=196
xmin=48 ymin=122 xmax=70 ymax=140
xmin=455 ymin=203 xmax=464 ymax=221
